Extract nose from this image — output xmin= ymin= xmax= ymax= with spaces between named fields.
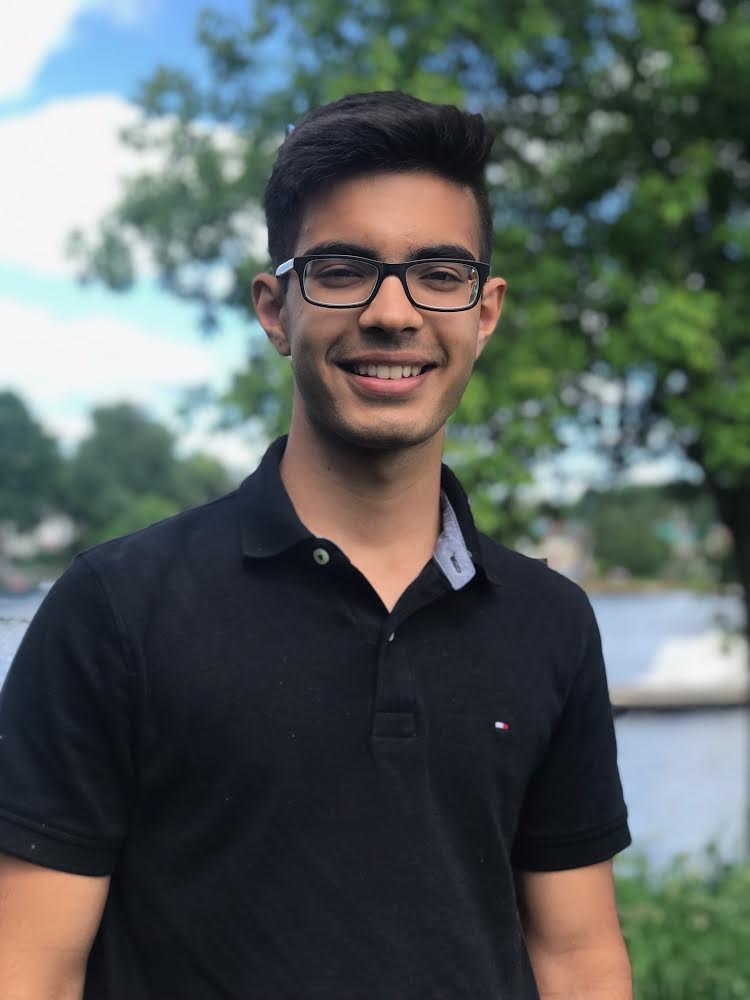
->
xmin=358 ymin=274 xmax=423 ymax=334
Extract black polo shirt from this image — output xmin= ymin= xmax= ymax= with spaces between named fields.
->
xmin=0 ymin=436 xmax=630 ymax=1000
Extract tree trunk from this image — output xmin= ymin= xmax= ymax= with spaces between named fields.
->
xmin=708 ymin=482 xmax=750 ymax=857
xmin=710 ymin=483 xmax=750 ymax=646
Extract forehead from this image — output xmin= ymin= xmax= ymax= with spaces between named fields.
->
xmin=295 ymin=171 xmax=482 ymax=259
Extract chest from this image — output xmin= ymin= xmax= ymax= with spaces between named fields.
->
xmin=131 ymin=579 xmax=567 ymax=833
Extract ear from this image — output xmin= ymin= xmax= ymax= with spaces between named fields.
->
xmin=475 ymin=276 xmax=506 ymax=359
xmin=252 ymin=273 xmax=291 ymax=357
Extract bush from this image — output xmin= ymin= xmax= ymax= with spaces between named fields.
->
xmin=617 ymin=853 xmax=750 ymax=999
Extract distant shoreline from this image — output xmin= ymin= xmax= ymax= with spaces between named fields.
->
xmin=581 ymin=576 xmax=743 ymax=597
xmin=2 ymin=571 xmax=743 ymax=600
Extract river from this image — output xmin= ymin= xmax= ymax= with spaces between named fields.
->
xmin=1 ymin=586 xmax=747 ymax=869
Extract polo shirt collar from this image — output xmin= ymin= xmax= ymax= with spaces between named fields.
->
xmin=238 ymin=437 xmax=311 ymax=558
xmin=433 ymin=491 xmax=476 ymax=589
xmin=238 ymin=436 xmax=487 ymax=584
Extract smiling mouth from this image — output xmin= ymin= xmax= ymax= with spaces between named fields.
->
xmin=338 ymin=362 xmax=435 ymax=380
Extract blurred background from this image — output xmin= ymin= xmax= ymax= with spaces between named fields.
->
xmin=1 ymin=1 xmax=749 ymax=993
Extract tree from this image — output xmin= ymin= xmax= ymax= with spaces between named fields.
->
xmin=63 ymin=403 xmax=232 ymax=547
xmin=577 ymin=485 xmax=680 ymax=578
xmin=175 ymin=451 xmax=237 ymax=509
xmin=71 ymin=1 xmax=750 ymax=641
xmin=0 ymin=391 xmax=60 ymax=532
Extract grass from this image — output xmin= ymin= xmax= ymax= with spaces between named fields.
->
xmin=617 ymin=851 xmax=750 ymax=998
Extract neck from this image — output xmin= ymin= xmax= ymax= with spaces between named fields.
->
xmin=279 ymin=410 xmax=444 ymax=591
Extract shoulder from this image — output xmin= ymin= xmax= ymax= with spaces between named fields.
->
xmin=478 ymin=533 xmax=592 ymax=613
xmin=476 ymin=533 xmax=597 ymax=658
xmin=67 ymin=490 xmax=242 ymax=620
xmin=80 ymin=490 xmax=237 ymax=568
xmin=10 ymin=491 xmax=244 ymax=690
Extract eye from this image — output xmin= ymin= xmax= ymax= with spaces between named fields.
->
xmin=410 ymin=263 xmax=467 ymax=287
xmin=319 ymin=267 xmax=366 ymax=282
xmin=422 ymin=268 xmax=462 ymax=284
xmin=306 ymin=259 xmax=373 ymax=285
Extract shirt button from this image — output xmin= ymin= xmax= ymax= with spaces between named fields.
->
xmin=312 ymin=547 xmax=330 ymax=566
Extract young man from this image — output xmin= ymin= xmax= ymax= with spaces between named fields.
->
xmin=0 ymin=92 xmax=632 ymax=999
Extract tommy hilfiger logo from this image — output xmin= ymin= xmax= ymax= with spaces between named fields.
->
xmin=494 ymin=721 xmax=510 ymax=732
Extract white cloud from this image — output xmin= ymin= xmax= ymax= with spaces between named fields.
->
xmin=0 ymin=93 xmax=267 ymax=279
xmin=0 ymin=89 xmax=268 ymax=475
xmin=0 ymin=1 xmax=86 ymax=101
xmin=2 ymin=293 xmax=216 ymax=434
xmin=0 ymin=1 xmax=158 ymax=101
xmin=0 ymin=292 xmax=263 ymax=472
xmin=0 ymin=94 xmax=143 ymax=275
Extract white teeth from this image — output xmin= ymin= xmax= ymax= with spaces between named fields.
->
xmin=352 ymin=363 xmax=425 ymax=379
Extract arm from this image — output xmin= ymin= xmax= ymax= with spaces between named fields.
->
xmin=516 ymin=860 xmax=632 ymax=1000
xmin=0 ymin=853 xmax=109 ymax=1000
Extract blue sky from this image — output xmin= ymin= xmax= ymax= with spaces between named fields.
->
xmin=2 ymin=1 xmax=241 ymax=115
xmin=0 ymin=0 xmax=262 ymax=471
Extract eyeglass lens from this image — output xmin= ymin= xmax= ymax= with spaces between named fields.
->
xmin=302 ymin=258 xmax=480 ymax=309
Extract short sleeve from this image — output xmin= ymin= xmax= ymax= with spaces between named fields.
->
xmin=0 ymin=555 xmax=134 ymax=875
xmin=511 ymin=600 xmax=631 ymax=871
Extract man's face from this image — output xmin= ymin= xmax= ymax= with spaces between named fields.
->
xmin=255 ymin=171 xmax=505 ymax=452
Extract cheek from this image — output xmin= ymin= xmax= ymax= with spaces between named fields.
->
xmin=287 ymin=327 xmax=336 ymax=401
xmin=289 ymin=314 xmax=351 ymax=367
xmin=444 ymin=323 xmax=481 ymax=367
xmin=444 ymin=333 xmax=481 ymax=400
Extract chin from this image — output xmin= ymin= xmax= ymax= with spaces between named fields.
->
xmin=314 ymin=414 xmax=443 ymax=453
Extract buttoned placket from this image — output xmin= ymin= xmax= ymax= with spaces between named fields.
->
xmin=300 ymin=507 xmax=477 ymax=751
xmin=369 ymin=563 xmax=452 ymax=746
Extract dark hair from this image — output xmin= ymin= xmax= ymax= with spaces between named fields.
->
xmin=263 ymin=91 xmax=495 ymax=269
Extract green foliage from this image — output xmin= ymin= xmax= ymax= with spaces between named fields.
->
xmin=99 ymin=494 xmax=182 ymax=543
xmin=175 ymin=451 xmax=235 ymax=510
xmin=569 ymin=481 xmax=735 ymax=582
xmin=592 ymin=506 xmax=671 ymax=579
xmin=63 ymin=402 xmax=233 ymax=547
xmin=219 ymin=338 xmax=294 ymax=440
xmin=70 ymin=1 xmax=750 ymax=561
xmin=617 ymin=855 xmax=750 ymax=999
xmin=0 ymin=392 xmax=60 ymax=531
xmin=576 ymin=484 xmax=691 ymax=578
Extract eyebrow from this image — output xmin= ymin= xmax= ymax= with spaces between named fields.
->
xmin=299 ymin=241 xmax=479 ymax=262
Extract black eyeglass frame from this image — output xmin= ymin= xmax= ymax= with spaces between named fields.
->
xmin=274 ymin=254 xmax=491 ymax=312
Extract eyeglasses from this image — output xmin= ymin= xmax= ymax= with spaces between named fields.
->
xmin=274 ymin=255 xmax=490 ymax=311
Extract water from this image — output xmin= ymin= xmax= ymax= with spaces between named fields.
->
xmin=592 ymin=591 xmax=748 ymax=867
xmin=615 ymin=709 xmax=747 ymax=867
xmin=0 ymin=589 xmax=40 ymax=681
xmin=1 ymin=587 xmax=748 ymax=868
xmin=591 ymin=590 xmax=746 ymax=687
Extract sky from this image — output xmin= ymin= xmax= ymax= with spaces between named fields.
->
xmin=0 ymin=0 xmax=262 ymax=474
xmin=0 ymin=0 xmax=689 ymax=494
